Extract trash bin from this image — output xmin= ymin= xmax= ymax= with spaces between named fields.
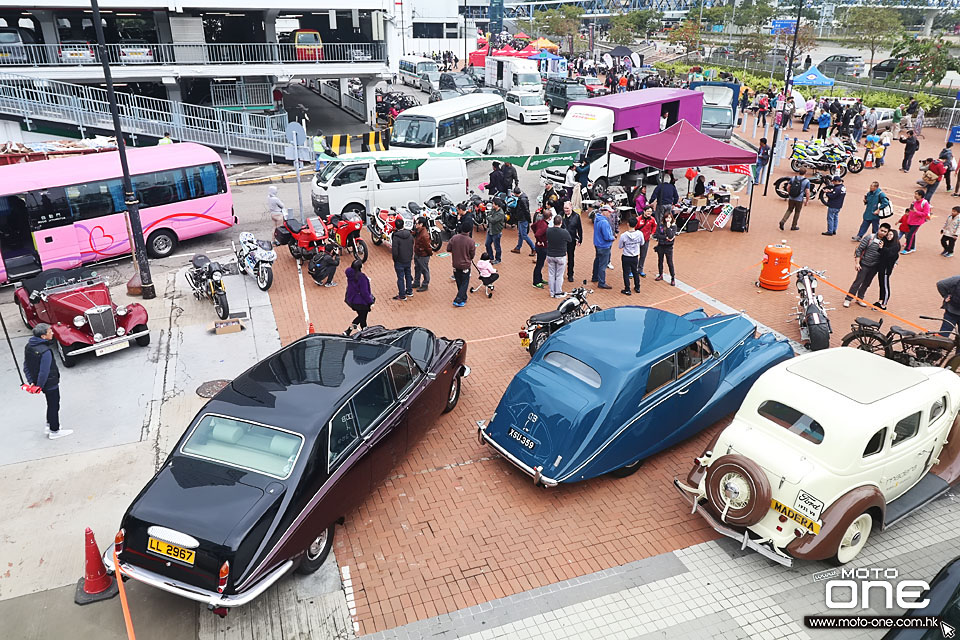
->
xmin=757 ymin=243 xmax=792 ymax=291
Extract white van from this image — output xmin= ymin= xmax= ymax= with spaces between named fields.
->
xmin=311 ymin=151 xmax=468 ymax=221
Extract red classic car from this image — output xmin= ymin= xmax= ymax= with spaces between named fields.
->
xmin=577 ymin=76 xmax=608 ymax=97
xmin=14 ymin=266 xmax=150 ymax=367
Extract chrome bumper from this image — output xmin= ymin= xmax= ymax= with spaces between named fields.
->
xmin=67 ymin=329 xmax=150 ymax=356
xmin=461 ymin=365 xmax=471 ymax=378
xmin=672 ymin=478 xmax=793 ymax=567
xmin=103 ymin=551 xmax=294 ymax=608
xmin=477 ymin=420 xmax=558 ymax=487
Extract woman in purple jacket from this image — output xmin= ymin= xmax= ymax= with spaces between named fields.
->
xmin=344 ymin=259 xmax=375 ymax=335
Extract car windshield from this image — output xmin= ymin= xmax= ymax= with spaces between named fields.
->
xmin=516 ymin=73 xmax=540 ymax=85
xmin=317 ymin=161 xmax=343 ymax=183
xmin=582 ymin=77 xmax=601 ymax=86
xmin=566 ymin=85 xmax=588 ymax=98
xmin=702 ymin=106 xmax=732 ymax=126
xmin=181 ymin=415 xmax=304 ymax=479
xmin=296 ymin=32 xmax=321 ymax=44
xmin=758 ymin=400 xmax=824 ymax=445
xmin=544 ymin=133 xmax=588 ymax=155
xmin=417 ymin=62 xmax=439 ymax=75
xmin=520 ymin=95 xmax=544 ymax=106
xmin=392 ymin=117 xmax=436 ymax=147
xmin=453 ymin=76 xmax=475 ymax=88
xmin=543 ymin=351 xmax=601 ymax=388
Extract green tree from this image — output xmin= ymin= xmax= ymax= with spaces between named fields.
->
xmin=686 ymin=0 xmax=731 ymax=27
xmin=842 ymin=7 xmax=903 ymax=88
xmin=890 ymin=34 xmax=960 ymax=88
xmin=735 ymin=0 xmax=775 ymax=31
xmin=629 ymin=9 xmax=663 ymax=37
xmin=534 ymin=5 xmax=584 ymax=40
xmin=668 ymin=19 xmax=703 ymax=53
xmin=609 ymin=15 xmax=636 ymax=45
xmin=737 ymin=31 xmax=771 ymax=60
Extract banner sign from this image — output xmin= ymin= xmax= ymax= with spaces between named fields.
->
xmin=714 ymin=204 xmax=734 ymax=228
xmin=711 ymin=164 xmax=753 ymax=176
xmin=525 ymin=152 xmax=581 ymax=171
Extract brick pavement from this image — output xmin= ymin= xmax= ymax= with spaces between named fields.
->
xmin=267 ymin=126 xmax=960 ymax=635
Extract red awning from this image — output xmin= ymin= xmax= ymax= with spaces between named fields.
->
xmin=609 ymin=120 xmax=758 ymax=170
xmin=515 ymin=31 xmax=530 ymax=39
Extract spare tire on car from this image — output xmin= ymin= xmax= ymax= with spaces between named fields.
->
xmin=703 ymin=454 xmax=771 ymax=527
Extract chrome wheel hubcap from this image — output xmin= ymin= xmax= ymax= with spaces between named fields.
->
xmin=153 ymin=236 xmax=172 ymax=254
xmin=719 ymin=472 xmax=751 ymax=510
xmin=449 ymin=378 xmax=459 ymax=403
xmin=307 ymin=530 xmax=328 ymax=560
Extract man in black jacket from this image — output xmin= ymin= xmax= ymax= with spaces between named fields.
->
xmin=562 ymin=201 xmax=583 ymax=282
xmin=899 ymin=130 xmax=920 ymax=172
xmin=391 ymin=217 xmax=414 ymax=300
xmin=500 ymin=161 xmax=519 ymax=192
xmin=23 ymin=323 xmax=72 ymax=439
xmin=509 ymin=187 xmax=535 ymax=255
xmin=938 ymin=275 xmax=960 ymax=334
xmin=488 ymin=162 xmax=506 ymax=196
xmin=822 ymin=175 xmax=846 ymax=236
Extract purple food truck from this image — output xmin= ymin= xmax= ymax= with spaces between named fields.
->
xmin=540 ymin=88 xmax=704 ymax=191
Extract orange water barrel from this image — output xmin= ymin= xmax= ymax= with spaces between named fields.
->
xmin=758 ymin=243 xmax=792 ymax=291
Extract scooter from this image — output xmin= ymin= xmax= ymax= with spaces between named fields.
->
xmin=185 ymin=254 xmax=230 ymax=320
xmin=518 ymin=286 xmax=601 ymax=356
xmin=233 ymin=231 xmax=277 ymax=291
xmin=788 ymin=267 xmax=832 ymax=350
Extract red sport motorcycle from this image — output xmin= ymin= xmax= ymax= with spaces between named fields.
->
xmin=274 ymin=212 xmax=368 ymax=262
xmin=322 ymin=211 xmax=369 ymax=263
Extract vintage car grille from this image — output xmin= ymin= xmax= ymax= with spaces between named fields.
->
xmin=85 ymin=305 xmax=117 ymax=339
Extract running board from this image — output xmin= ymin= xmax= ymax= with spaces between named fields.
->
xmin=883 ymin=474 xmax=950 ymax=529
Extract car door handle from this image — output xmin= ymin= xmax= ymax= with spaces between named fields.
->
xmin=677 ymin=389 xmax=689 ymax=395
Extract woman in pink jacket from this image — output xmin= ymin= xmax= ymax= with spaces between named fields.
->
xmin=902 ymin=188 xmax=931 ymax=254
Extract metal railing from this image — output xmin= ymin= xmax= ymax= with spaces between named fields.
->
xmin=211 ymin=82 xmax=272 ymax=109
xmin=0 ymin=72 xmax=288 ymax=160
xmin=320 ymin=80 xmax=341 ymax=104
xmin=0 ymin=42 xmax=387 ymax=67
xmin=342 ymin=93 xmax=366 ymax=119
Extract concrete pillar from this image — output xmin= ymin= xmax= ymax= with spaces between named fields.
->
xmin=32 ymin=10 xmax=59 ymax=55
xmin=363 ymin=80 xmax=377 ymax=127
xmin=923 ymin=9 xmax=937 ymax=37
xmin=154 ymin=11 xmax=172 ymax=44
xmin=165 ymin=80 xmax=186 ymax=140
xmin=264 ymin=10 xmax=279 ymax=43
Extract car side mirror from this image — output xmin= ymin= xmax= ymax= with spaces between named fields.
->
xmin=426 ymin=372 xmax=437 ymax=380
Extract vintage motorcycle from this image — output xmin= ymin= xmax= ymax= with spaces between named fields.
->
xmin=369 ymin=205 xmax=415 ymax=247
xmin=788 ymin=268 xmax=832 ymax=351
xmin=840 ymin=315 xmax=960 ymax=370
xmin=518 ymin=287 xmax=601 ymax=356
xmin=185 ymin=254 xmax=230 ymax=320
xmin=274 ymin=216 xmax=325 ymax=261
xmin=322 ymin=211 xmax=369 ymax=262
xmin=233 ymin=232 xmax=277 ymax=291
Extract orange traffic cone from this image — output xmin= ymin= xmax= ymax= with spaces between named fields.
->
xmin=308 ymin=322 xmax=316 ymax=334
xmin=75 ymin=527 xmax=119 ymax=605
xmin=864 ymin=152 xmax=873 ymax=169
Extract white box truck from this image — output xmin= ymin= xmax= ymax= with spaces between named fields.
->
xmin=485 ymin=56 xmax=543 ymax=95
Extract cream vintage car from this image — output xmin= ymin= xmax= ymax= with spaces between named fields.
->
xmin=675 ymin=348 xmax=960 ymax=566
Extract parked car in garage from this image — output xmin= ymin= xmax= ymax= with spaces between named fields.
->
xmin=0 ymin=27 xmax=32 ymax=64
xmin=505 ymin=90 xmax=549 ymax=124
xmin=818 ymin=54 xmax=864 ymax=77
xmin=104 ymin=327 xmax=469 ymax=612
xmin=59 ymin=40 xmax=95 ymax=64
xmin=478 ymin=306 xmax=793 ymax=486
xmin=676 ymin=348 xmax=960 ymax=567
xmin=14 ymin=266 xmax=150 ymax=367
xmin=118 ymin=39 xmax=155 ymax=63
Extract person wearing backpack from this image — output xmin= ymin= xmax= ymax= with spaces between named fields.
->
xmin=779 ymin=167 xmax=810 ymax=231
xmin=853 ymin=181 xmax=890 ymax=242
xmin=822 ymin=175 xmax=846 ymax=236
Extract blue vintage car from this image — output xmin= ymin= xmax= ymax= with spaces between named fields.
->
xmin=477 ymin=306 xmax=794 ymax=485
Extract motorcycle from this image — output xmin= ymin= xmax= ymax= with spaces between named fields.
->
xmin=518 ymin=286 xmax=601 ymax=356
xmin=233 ymin=231 xmax=277 ymax=291
xmin=774 ymin=172 xmax=834 ymax=205
xmin=840 ymin=315 xmax=960 ymax=371
xmin=274 ymin=215 xmax=325 ymax=261
xmin=788 ymin=268 xmax=832 ymax=351
xmin=790 ymin=139 xmax=848 ymax=177
xmin=464 ymin=192 xmax=487 ymax=231
xmin=186 ymin=254 xmax=230 ymax=320
xmin=409 ymin=201 xmax=444 ymax=251
xmin=322 ymin=211 xmax=369 ymax=263
xmin=369 ymin=204 xmax=416 ymax=247
xmin=426 ymin=195 xmax=461 ymax=237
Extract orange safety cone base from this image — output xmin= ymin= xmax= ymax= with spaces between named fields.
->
xmin=74 ymin=527 xmax=119 ymax=605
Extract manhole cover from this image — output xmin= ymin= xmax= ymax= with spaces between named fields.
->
xmin=197 ymin=379 xmax=231 ymax=398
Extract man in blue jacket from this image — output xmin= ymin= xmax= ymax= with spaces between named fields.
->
xmin=591 ymin=205 xmax=615 ymax=289
xmin=822 ymin=175 xmax=846 ymax=236
xmin=23 ymin=323 xmax=72 ymax=440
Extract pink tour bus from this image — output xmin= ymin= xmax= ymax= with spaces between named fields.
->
xmin=0 ymin=142 xmax=236 ymax=284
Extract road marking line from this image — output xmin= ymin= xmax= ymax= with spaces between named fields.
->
xmin=296 ymin=259 xmax=310 ymax=329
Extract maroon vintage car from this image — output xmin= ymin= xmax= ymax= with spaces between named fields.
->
xmin=14 ymin=266 xmax=150 ymax=367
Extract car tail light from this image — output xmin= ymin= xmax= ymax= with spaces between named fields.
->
xmin=778 ymin=515 xmax=788 ymax=523
xmin=114 ymin=528 xmax=125 ymax=555
xmin=217 ymin=561 xmax=230 ymax=594
xmin=58 ymin=46 xmax=62 ymax=56
xmin=518 ymin=330 xmax=528 ymax=338
xmin=147 ymin=48 xmax=153 ymax=56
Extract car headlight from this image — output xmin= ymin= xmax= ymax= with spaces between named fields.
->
xmin=93 ymin=332 xmax=104 ymax=342
xmin=211 ymin=271 xmax=222 ymax=281
xmin=73 ymin=315 xmax=86 ymax=328
xmin=319 ymin=195 xmax=329 ymax=203
xmin=115 ymin=305 xmax=128 ymax=316
xmin=116 ymin=326 xmax=126 ymax=336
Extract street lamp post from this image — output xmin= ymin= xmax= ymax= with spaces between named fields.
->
xmin=90 ymin=0 xmax=155 ymax=299
xmin=763 ymin=0 xmax=804 ymax=197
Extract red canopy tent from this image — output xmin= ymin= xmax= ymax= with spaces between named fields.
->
xmin=609 ymin=120 xmax=756 ymax=170
xmin=468 ymin=46 xmax=489 ymax=68
xmin=515 ymin=31 xmax=530 ymax=39
xmin=514 ymin=44 xmax=537 ymax=57
xmin=493 ymin=44 xmax=518 ymax=56
xmin=610 ymin=120 xmax=759 ymax=230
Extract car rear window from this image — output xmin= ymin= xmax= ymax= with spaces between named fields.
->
xmin=181 ymin=415 xmax=304 ymax=479
xmin=543 ymin=351 xmax=601 ymax=388
xmin=758 ymin=400 xmax=824 ymax=445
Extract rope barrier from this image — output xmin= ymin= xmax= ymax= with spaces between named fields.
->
xmin=113 ymin=551 xmax=137 ymax=640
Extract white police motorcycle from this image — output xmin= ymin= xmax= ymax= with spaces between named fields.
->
xmin=233 ymin=231 xmax=277 ymax=291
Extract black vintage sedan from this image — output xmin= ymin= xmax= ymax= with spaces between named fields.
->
xmin=104 ymin=327 xmax=468 ymax=613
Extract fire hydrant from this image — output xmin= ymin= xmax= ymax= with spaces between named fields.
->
xmin=757 ymin=243 xmax=792 ymax=291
